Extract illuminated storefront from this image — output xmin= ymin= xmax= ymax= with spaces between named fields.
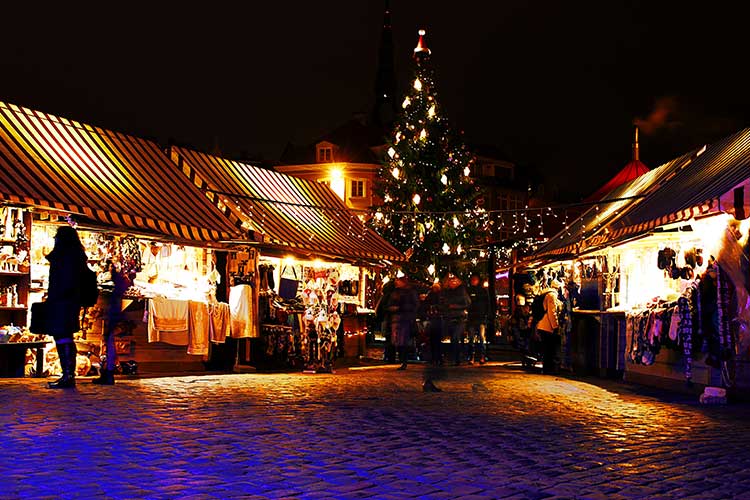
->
xmin=0 ymin=101 xmax=403 ymax=377
xmin=520 ymin=127 xmax=750 ymax=395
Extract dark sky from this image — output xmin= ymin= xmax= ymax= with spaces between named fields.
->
xmin=2 ymin=1 xmax=749 ymax=201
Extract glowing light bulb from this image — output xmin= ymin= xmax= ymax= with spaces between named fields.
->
xmin=414 ymin=78 xmax=422 ymax=91
xmin=395 ymin=132 xmax=401 ymax=143
xmin=442 ymin=243 xmax=450 ymax=254
xmin=420 ymin=129 xmax=427 ymax=140
xmin=457 ymin=244 xmax=462 ymax=254
xmin=464 ymin=166 xmax=471 ymax=176
xmin=428 ymin=264 xmax=435 ymax=275
xmin=428 ymin=105 xmax=436 ymax=118
xmin=440 ymin=174 xmax=448 ymax=185
xmin=375 ymin=211 xmax=383 ymax=221
xmin=453 ymin=216 xmax=459 ymax=228
xmin=391 ymin=167 xmax=400 ymax=179
xmin=412 ymin=194 xmax=421 ymax=205
xmin=388 ymin=147 xmax=396 ymax=158
xmin=402 ymin=97 xmax=411 ymax=108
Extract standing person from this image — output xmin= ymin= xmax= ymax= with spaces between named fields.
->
xmin=440 ymin=274 xmax=471 ymax=366
xmin=93 ymin=260 xmax=130 ymax=385
xmin=387 ymin=275 xmax=419 ymax=370
xmin=466 ymin=274 xmax=489 ymax=364
xmin=422 ymin=281 xmax=444 ymax=392
xmin=423 ymin=281 xmax=443 ymax=366
xmin=511 ymin=294 xmax=535 ymax=369
xmin=45 ymin=225 xmax=89 ymax=389
xmin=375 ymin=278 xmax=396 ymax=363
xmin=536 ymin=279 xmax=562 ymax=375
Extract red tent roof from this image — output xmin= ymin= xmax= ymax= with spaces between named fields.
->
xmin=585 ymin=127 xmax=649 ymax=202
xmin=584 ymin=158 xmax=650 ymax=202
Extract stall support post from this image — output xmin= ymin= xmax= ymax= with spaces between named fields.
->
xmin=487 ymin=244 xmax=496 ymax=340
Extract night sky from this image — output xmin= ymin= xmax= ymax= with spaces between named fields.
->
xmin=2 ymin=1 xmax=748 ymax=201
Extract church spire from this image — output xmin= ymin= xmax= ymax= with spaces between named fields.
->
xmin=632 ymin=125 xmax=640 ymax=161
xmin=372 ymin=0 xmax=397 ymax=129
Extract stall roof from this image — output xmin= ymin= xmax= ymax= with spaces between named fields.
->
xmin=604 ymin=127 xmax=750 ymax=241
xmin=528 ymin=150 xmax=697 ymax=262
xmin=0 ymin=102 xmax=241 ymax=242
xmin=170 ymin=146 xmax=406 ymax=263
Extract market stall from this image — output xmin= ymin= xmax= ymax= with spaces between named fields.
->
xmin=522 ymin=127 xmax=750 ymax=395
xmin=0 ymin=101 xmax=245 ymax=377
xmin=169 ymin=146 xmax=404 ymax=371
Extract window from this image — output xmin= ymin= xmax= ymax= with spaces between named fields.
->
xmin=350 ymin=180 xmax=365 ymax=198
xmin=317 ymin=146 xmax=332 ymax=163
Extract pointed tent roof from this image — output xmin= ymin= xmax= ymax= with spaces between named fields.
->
xmin=585 ymin=127 xmax=649 ymax=202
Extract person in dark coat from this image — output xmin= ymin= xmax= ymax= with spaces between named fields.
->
xmin=387 ymin=275 xmax=419 ymax=370
xmin=375 ymin=279 xmax=396 ymax=363
xmin=45 ymin=225 xmax=89 ymax=389
xmin=421 ymin=281 xmax=444 ymax=392
xmin=440 ymin=274 xmax=471 ymax=366
xmin=466 ymin=274 xmax=490 ymax=364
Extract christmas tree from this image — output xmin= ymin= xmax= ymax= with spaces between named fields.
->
xmin=370 ymin=30 xmax=483 ymax=281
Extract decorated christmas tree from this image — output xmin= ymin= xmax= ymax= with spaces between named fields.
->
xmin=370 ymin=30 xmax=483 ymax=281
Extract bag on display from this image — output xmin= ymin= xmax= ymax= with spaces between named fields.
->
xmin=29 ymin=301 xmax=48 ymax=334
xmin=278 ymin=266 xmax=300 ymax=300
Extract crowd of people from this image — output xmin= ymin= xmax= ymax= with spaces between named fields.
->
xmin=376 ymin=272 xmax=491 ymax=392
xmin=376 ymin=269 xmax=566 ymax=391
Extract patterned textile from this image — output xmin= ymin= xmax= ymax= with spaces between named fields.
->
xmin=677 ymin=295 xmax=694 ymax=381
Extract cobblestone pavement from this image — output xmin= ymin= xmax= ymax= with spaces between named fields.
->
xmin=2 ymin=363 xmax=750 ymax=500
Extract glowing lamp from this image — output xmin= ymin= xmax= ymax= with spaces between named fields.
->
xmin=464 ymin=166 xmax=470 ymax=176
xmin=420 ymin=129 xmax=427 ymax=140
xmin=428 ymin=264 xmax=435 ymax=275
xmin=414 ymin=78 xmax=422 ymax=91
xmin=388 ymin=147 xmax=396 ymax=158
xmin=412 ymin=194 xmax=421 ymax=205
xmin=391 ymin=167 xmax=400 ymax=179
xmin=428 ymin=105 xmax=436 ymax=118
xmin=442 ymin=243 xmax=450 ymax=254
xmin=440 ymin=174 xmax=448 ymax=185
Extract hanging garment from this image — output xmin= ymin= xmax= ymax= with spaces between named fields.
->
xmin=229 ymin=284 xmax=257 ymax=338
xmin=148 ymin=297 xmax=189 ymax=345
xmin=208 ymin=302 xmax=231 ymax=343
xmin=187 ymin=301 xmax=209 ymax=356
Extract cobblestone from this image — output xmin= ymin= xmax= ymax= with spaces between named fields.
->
xmin=2 ymin=363 xmax=750 ymax=499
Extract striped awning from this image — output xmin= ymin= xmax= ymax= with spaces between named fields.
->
xmin=171 ymin=147 xmax=405 ymax=263
xmin=526 ymin=127 xmax=750 ymax=265
xmin=0 ymin=102 xmax=240 ymax=242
